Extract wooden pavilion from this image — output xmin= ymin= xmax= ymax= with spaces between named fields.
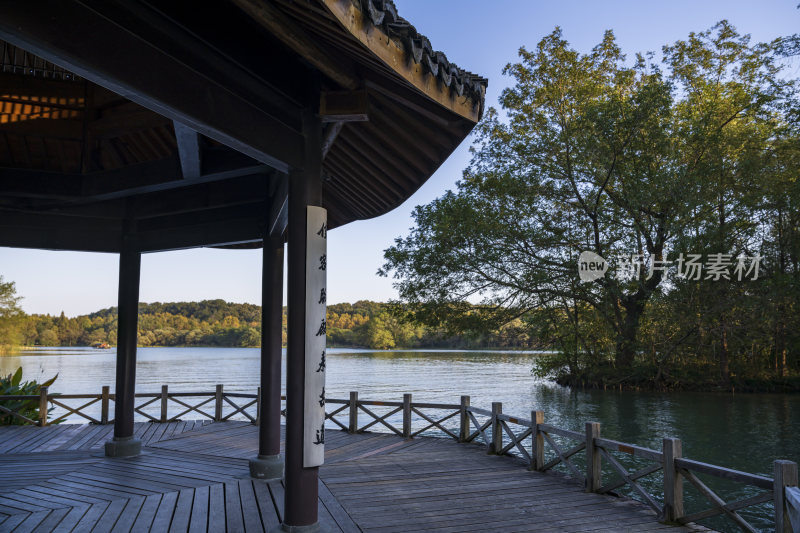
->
xmin=0 ymin=1 xmax=486 ymax=531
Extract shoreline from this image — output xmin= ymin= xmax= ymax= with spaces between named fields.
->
xmin=7 ymin=346 xmax=799 ymax=393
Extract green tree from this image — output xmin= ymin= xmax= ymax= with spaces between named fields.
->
xmin=363 ymin=313 xmax=396 ymax=349
xmin=382 ymin=23 xmax=797 ymax=379
xmin=0 ymin=276 xmax=23 ymax=352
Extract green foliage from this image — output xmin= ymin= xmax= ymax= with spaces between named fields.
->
xmin=381 ymin=22 xmax=800 ymax=389
xmin=0 ymin=366 xmax=58 ymax=425
xmin=0 ymin=276 xmax=23 ymax=353
xmin=10 ymin=298 xmax=537 ymax=351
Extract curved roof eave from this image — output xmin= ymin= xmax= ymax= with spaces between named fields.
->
xmin=320 ymin=0 xmax=487 ymax=123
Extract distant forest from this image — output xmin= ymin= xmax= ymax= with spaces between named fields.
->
xmin=13 ymin=300 xmax=538 ymax=351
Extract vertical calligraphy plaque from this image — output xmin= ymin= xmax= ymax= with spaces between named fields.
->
xmin=303 ymin=206 xmax=327 ymax=467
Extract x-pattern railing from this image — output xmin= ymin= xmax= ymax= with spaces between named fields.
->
xmin=538 ymin=423 xmax=586 ymax=483
xmin=49 ymin=395 xmax=103 ymax=425
xmin=409 ymin=404 xmax=460 ymax=440
xmin=133 ymin=395 xmax=161 ymax=422
xmin=220 ymin=392 xmax=257 ymax=423
xmin=465 ymin=407 xmax=492 ymax=447
xmin=357 ymin=400 xmax=403 ymax=435
xmin=1 ymin=386 xmax=797 ymax=532
xmin=593 ymin=438 xmax=664 ymax=515
xmin=496 ymin=415 xmax=532 ymax=461
xmin=163 ymin=395 xmax=216 ymax=421
xmin=461 ymin=402 xmax=794 ymax=532
xmin=324 ymin=399 xmax=348 ymax=431
xmin=674 ymin=458 xmax=775 ymax=532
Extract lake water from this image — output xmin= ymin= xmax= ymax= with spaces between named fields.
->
xmin=2 ymin=346 xmax=798 ymax=531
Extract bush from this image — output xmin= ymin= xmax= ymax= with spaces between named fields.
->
xmin=0 ymin=367 xmax=58 ymax=425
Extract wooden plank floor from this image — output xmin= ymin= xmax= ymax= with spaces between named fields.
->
xmin=0 ymin=422 xmax=705 ymax=532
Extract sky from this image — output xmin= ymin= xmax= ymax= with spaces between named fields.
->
xmin=1 ymin=0 xmax=798 ymax=316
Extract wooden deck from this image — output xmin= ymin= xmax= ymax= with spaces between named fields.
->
xmin=0 ymin=422 xmax=702 ymax=532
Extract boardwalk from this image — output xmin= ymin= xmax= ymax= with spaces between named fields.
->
xmin=0 ymin=422 xmax=701 ymax=532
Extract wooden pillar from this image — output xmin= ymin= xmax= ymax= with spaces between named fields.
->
xmin=775 ymin=460 xmax=798 ymax=532
xmin=530 ymin=410 xmax=544 ymax=471
xmin=160 ymin=385 xmax=168 ymax=423
xmin=459 ymin=395 xmax=470 ymax=442
xmin=490 ymin=402 xmax=502 ymax=454
xmin=105 ymin=234 xmax=142 ymax=457
xmin=283 ymin=109 xmax=323 ymax=531
xmin=348 ymin=391 xmax=358 ymax=433
xmin=585 ymin=422 xmax=601 ymax=492
xmin=38 ymin=386 xmax=48 ymax=427
xmin=662 ymin=438 xmax=684 ymax=523
xmin=214 ymin=384 xmax=224 ymax=421
xmin=402 ymin=393 xmax=412 ymax=439
xmin=101 ymin=385 xmax=110 ymax=425
xmin=250 ymin=234 xmax=285 ymax=480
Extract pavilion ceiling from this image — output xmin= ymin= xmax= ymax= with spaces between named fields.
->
xmin=0 ymin=0 xmax=487 ymax=253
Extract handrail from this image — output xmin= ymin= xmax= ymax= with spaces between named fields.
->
xmin=786 ymin=486 xmax=800 ymax=532
xmin=0 ymin=386 xmax=797 ymax=531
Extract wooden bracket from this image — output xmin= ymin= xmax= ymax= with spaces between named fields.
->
xmin=319 ymin=90 xmax=369 ymax=123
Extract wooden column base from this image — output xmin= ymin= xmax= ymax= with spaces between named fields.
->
xmin=269 ymin=523 xmax=323 ymax=533
xmin=104 ymin=436 xmax=141 ymax=457
xmin=249 ymin=454 xmax=284 ymax=480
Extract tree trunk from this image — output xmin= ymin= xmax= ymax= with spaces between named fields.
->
xmin=776 ymin=311 xmax=787 ymax=378
xmin=615 ymin=299 xmax=645 ymax=368
xmin=719 ymin=324 xmax=730 ymax=385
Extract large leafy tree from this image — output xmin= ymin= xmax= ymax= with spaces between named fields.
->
xmin=0 ymin=276 xmax=23 ymax=351
xmin=382 ymin=22 xmax=797 ymax=376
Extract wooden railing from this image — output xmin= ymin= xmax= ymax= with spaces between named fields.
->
xmin=0 ymin=385 xmax=261 ymax=426
xmin=785 ymin=486 xmax=800 ymax=532
xmin=1 ymin=387 xmax=797 ymax=532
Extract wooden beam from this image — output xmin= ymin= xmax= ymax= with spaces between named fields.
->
xmin=319 ymin=90 xmax=369 ymax=123
xmin=0 ymin=150 xmax=267 ymax=201
xmin=0 ymin=0 xmax=304 ymax=173
xmin=268 ymin=173 xmax=289 ymax=238
xmin=321 ymin=122 xmax=343 ymax=160
xmin=132 ymin=174 xmax=272 ymax=220
xmin=173 ymin=121 xmax=201 ymax=179
xmin=90 ymin=109 xmax=171 ymax=140
xmin=0 ymin=211 xmax=121 ymax=252
xmin=0 ymin=201 xmax=269 ymax=253
xmin=321 ymin=0 xmax=482 ymax=123
xmin=136 ymin=214 xmax=265 ymax=252
xmin=231 ymin=0 xmax=359 ymax=91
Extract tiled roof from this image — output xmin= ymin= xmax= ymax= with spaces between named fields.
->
xmin=357 ymin=0 xmax=487 ymax=103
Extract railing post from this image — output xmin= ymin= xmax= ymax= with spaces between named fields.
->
xmin=256 ymin=386 xmax=262 ymax=426
xmin=774 ymin=460 xmax=798 ymax=532
xmin=585 ymin=422 xmax=601 ymax=492
xmin=101 ymin=386 xmax=110 ymax=425
xmin=38 ymin=386 xmax=48 ymax=427
xmin=490 ymin=402 xmax=502 ymax=454
xmin=160 ymin=385 xmax=168 ymax=423
xmin=402 ymin=393 xmax=412 ymax=439
xmin=459 ymin=395 xmax=470 ymax=442
xmin=662 ymin=438 xmax=684 ymax=523
xmin=214 ymin=384 xmax=223 ymax=422
xmin=348 ymin=391 xmax=358 ymax=433
xmin=531 ymin=410 xmax=544 ymax=471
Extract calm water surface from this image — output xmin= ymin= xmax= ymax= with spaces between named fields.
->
xmin=2 ymin=347 xmax=797 ymax=531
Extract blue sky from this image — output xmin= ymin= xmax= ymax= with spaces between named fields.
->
xmin=2 ymin=0 xmax=798 ymax=316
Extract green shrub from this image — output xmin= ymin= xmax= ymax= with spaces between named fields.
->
xmin=0 ymin=367 xmax=58 ymax=425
